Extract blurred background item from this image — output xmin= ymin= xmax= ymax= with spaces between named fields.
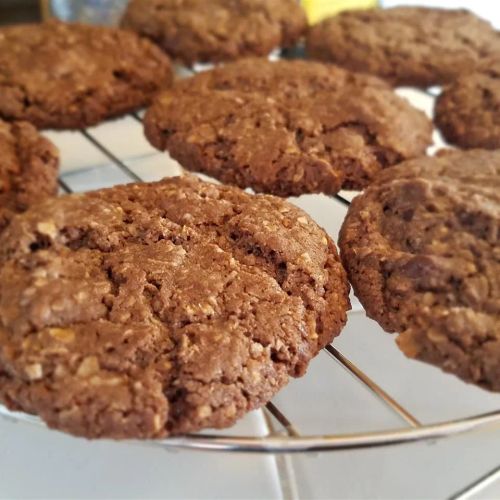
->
xmin=1 ymin=0 xmax=41 ymax=25
xmin=2 ymin=1 xmax=499 ymax=28
xmin=302 ymin=0 xmax=378 ymax=23
xmin=40 ymin=0 xmax=126 ymax=25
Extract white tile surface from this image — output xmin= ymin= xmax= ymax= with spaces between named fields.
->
xmin=291 ymin=432 xmax=500 ymax=500
xmin=86 ymin=116 xmax=157 ymax=160
xmin=125 ymin=152 xmax=185 ymax=182
xmin=272 ymin=349 xmax=405 ymax=435
xmin=61 ymin=164 xmax=133 ymax=192
xmin=44 ymin=129 xmax=111 ymax=173
xmin=0 ymin=416 xmax=282 ymax=500
xmin=336 ymin=314 xmax=500 ymax=423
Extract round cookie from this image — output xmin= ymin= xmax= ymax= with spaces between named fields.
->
xmin=339 ymin=150 xmax=500 ymax=391
xmin=121 ymin=0 xmax=307 ymax=65
xmin=307 ymin=7 xmax=500 ymax=88
xmin=0 ymin=21 xmax=173 ymax=129
xmin=435 ymin=58 xmax=500 ymax=149
xmin=0 ymin=175 xmax=350 ymax=439
xmin=0 ymin=119 xmax=59 ymax=233
xmin=144 ymin=59 xmax=432 ymax=197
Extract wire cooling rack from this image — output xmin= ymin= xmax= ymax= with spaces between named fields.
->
xmin=0 ymin=67 xmax=499 ymax=499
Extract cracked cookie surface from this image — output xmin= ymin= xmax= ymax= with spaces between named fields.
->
xmin=0 ymin=176 xmax=350 ymax=439
xmin=339 ymin=150 xmax=500 ymax=391
xmin=0 ymin=21 xmax=172 ymax=129
xmin=435 ymin=58 xmax=500 ymax=149
xmin=307 ymin=7 xmax=500 ymax=87
xmin=121 ymin=0 xmax=307 ymax=65
xmin=0 ymin=119 xmax=59 ymax=233
xmin=144 ymin=59 xmax=432 ymax=197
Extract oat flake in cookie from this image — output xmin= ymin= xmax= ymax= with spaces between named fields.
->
xmin=144 ymin=59 xmax=432 ymax=197
xmin=121 ymin=0 xmax=307 ymax=65
xmin=307 ymin=7 xmax=500 ymax=88
xmin=435 ymin=58 xmax=500 ymax=150
xmin=0 ymin=21 xmax=173 ymax=129
xmin=0 ymin=176 xmax=350 ymax=439
xmin=339 ymin=150 xmax=500 ymax=391
xmin=0 ymin=119 xmax=59 ymax=233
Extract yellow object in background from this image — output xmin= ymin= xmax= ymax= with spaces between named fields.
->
xmin=302 ymin=0 xmax=378 ymax=24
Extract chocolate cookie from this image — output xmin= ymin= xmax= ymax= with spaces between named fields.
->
xmin=435 ymin=58 xmax=500 ymax=149
xmin=339 ymin=150 xmax=500 ymax=391
xmin=0 ymin=21 xmax=173 ymax=129
xmin=121 ymin=0 xmax=307 ymax=65
xmin=0 ymin=119 xmax=59 ymax=234
xmin=307 ymin=7 xmax=500 ymax=87
xmin=144 ymin=59 xmax=432 ymax=197
xmin=0 ymin=176 xmax=350 ymax=439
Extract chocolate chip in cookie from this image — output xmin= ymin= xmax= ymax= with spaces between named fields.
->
xmin=339 ymin=150 xmax=500 ymax=391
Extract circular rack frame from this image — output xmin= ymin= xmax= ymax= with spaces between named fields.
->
xmin=1 ymin=342 xmax=499 ymax=454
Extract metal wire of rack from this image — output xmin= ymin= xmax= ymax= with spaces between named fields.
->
xmin=2 ymin=109 xmax=500 ymax=445
xmin=0 ymin=72 xmax=499 ymax=500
